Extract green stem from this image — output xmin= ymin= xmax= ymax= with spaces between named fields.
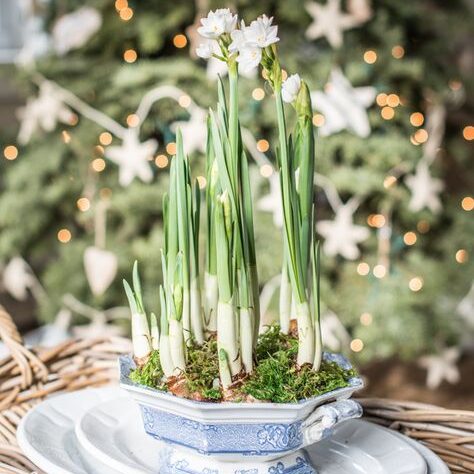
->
xmin=228 ymin=63 xmax=239 ymax=185
xmin=275 ymin=89 xmax=305 ymax=304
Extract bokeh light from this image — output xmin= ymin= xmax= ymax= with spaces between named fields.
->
xmin=57 ymin=229 xmax=72 ymax=243
xmin=3 ymin=145 xmax=18 ymax=160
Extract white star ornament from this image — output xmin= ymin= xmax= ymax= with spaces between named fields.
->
xmin=316 ymin=202 xmax=369 ymax=260
xmin=311 ymin=68 xmax=376 ymax=138
xmin=105 ymin=130 xmax=157 ymax=187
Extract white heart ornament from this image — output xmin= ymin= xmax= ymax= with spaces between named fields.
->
xmin=84 ymin=246 xmax=118 ymax=296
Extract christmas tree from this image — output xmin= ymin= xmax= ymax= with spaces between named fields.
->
xmin=0 ymin=0 xmax=472 ymax=378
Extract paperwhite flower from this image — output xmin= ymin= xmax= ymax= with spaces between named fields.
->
xmin=237 ymin=46 xmax=262 ymax=74
xmin=198 ymin=9 xmax=237 ymax=39
xmin=229 ymin=27 xmax=247 ymax=53
xmin=282 ymin=74 xmax=302 ymax=103
xmin=196 ymin=42 xmax=214 ymax=59
xmin=244 ymin=15 xmax=279 ymax=48
xmin=216 ymin=8 xmax=238 ymax=33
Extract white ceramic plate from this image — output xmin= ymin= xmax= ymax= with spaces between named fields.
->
xmin=17 ymin=387 xmax=124 ymax=474
xmin=77 ymin=397 xmax=431 ymax=474
xmin=388 ymin=429 xmax=451 ymax=474
xmin=17 ymin=388 xmax=448 ymax=474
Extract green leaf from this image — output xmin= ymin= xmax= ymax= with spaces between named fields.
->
xmin=132 ymin=261 xmax=145 ymax=314
xmin=123 ymin=279 xmax=138 ymax=315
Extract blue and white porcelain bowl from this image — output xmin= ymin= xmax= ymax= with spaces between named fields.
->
xmin=119 ymin=353 xmax=363 ymax=464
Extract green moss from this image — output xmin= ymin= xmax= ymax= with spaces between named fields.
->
xmin=129 ymin=325 xmax=356 ymax=403
xmin=183 ymin=338 xmax=220 ymax=397
xmin=130 ymin=350 xmax=167 ymax=391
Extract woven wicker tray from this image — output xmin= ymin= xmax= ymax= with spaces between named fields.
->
xmin=0 ymin=306 xmax=472 ymax=473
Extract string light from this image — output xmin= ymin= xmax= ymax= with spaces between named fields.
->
xmin=410 ymin=134 xmax=421 ymax=146
xmin=57 ymin=229 xmax=72 ymax=243
xmin=281 ymin=69 xmax=288 ymax=81
xmin=99 ymin=132 xmax=113 ymax=146
xmin=115 ymin=0 xmax=128 ymax=10
xmin=403 ymin=231 xmax=417 ymax=245
xmin=197 ymin=176 xmax=207 ymax=189
xmin=92 ymin=158 xmax=106 ymax=172
xmin=360 ymin=312 xmax=373 ymax=326
xmin=260 ymin=164 xmax=273 ymax=178
xmin=363 ymin=50 xmax=377 ymax=64
xmin=166 ymin=142 xmax=177 ymax=155
xmin=252 ymin=88 xmax=265 ymax=101
xmin=417 ymin=220 xmax=430 ymax=233
xmin=414 ymin=129 xmax=428 ymax=144
xmin=77 ymin=197 xmax=91 ymax=212
xmin=69 ymin=114 xmax=79 ymax=126
xmin=62 ymin=131 xmax=71 ymax=144
xmin=373 ymin=264 xmax=386 ymax=279
xmin=461 ymin=196 xmax=474 ymax=211
xmin=257 ymin=139 xmax=270 ymax=152
xmin=409 ymin=277 xmax=423 ymax=292
xmin=376 ymin=93 xmax=388 ymax=106
xmin=350 ymin=338 xmax=364 ymax=352
xmin=455 ymin=249 xmax=468 ymax=264
xmin=126 ymin=114 xmax=140 ymax=127
xmin=178 ymin=95 xmax=191 ymax=108
xmin=119 ymin=7 xmax=133 ymax=21
xmin=463 ymin=126 xmax=474 ymax=141
xmin=173 ymin=34 xmax=188 ymax=48
xmin=386 ymin=94 xmax=400 ymax=107
xmin=155 ymin=154 xmax=169 ymax=168
xmin=383 ymin=175 xmax=397 ymax=188
xmin=391 ymin=45 xmax=405 ymax=59
xmin=3 ymin=145 xmax=18 ymax=160
xmin=367 ymin=214 xmax=385 ymax=228
xmin=381 ymin=106 xmax=394 ymax=120
xmin=94 ymin=145 xmax=104 ymax=156
xmin=123 ymin=49 xmax=137 ymax=63
xmin=357 ymin=262 xmax=370 ymax=276
xmin=312 ymin=114 xmax=325 ymax=127
xmin=410 ymin=112 xmax=424 ymax=127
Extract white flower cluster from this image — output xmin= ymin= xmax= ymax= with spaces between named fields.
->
xmin=196 ymin=9 xmax=280 ymax=75
xmin=197 ymin=8 xmax=238 ymax=39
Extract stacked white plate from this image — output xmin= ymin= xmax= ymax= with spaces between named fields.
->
xmin=17 ymin=388 xmax=450 ymax=474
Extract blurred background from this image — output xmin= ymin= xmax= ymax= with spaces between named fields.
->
xmin=0 ymin=0 xmax=472 ymax=407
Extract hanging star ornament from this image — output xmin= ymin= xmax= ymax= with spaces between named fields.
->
xmin=311 ymin=68 xmax=376 ymax=137
xmin=305 ymin=0 xmax=371 ymax=49
xmin=17 ymin=81 xmax=75 ymax=144
xmin=418 ymin=347 xmax=461 ymax=389
xmin=257 ymin=173 xmax=283 ymax=228
xmin=104 ymin=129 xmax=157 ymax=187
xmin=316 ymin=201 xmax=370 ymax=260
xmin=405 ymin=161 xmax=443 ymax=213
xmin=170 ymin=106 xmax=207 ymax=155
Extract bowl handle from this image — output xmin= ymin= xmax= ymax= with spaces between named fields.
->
xmin=302 ymin=399 xmax=362 ymax=446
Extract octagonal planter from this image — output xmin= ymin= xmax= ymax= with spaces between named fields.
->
xmin=119 ymin=352 xmax=363 ymax=467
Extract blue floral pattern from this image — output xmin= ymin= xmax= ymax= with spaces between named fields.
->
xmin=161 ymin=454 xmax=317 ymax=474
xmin=140 ymin=405 xmax=303 ymax=455
xmin=257 ymin=424 xmax=301 ymax=449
